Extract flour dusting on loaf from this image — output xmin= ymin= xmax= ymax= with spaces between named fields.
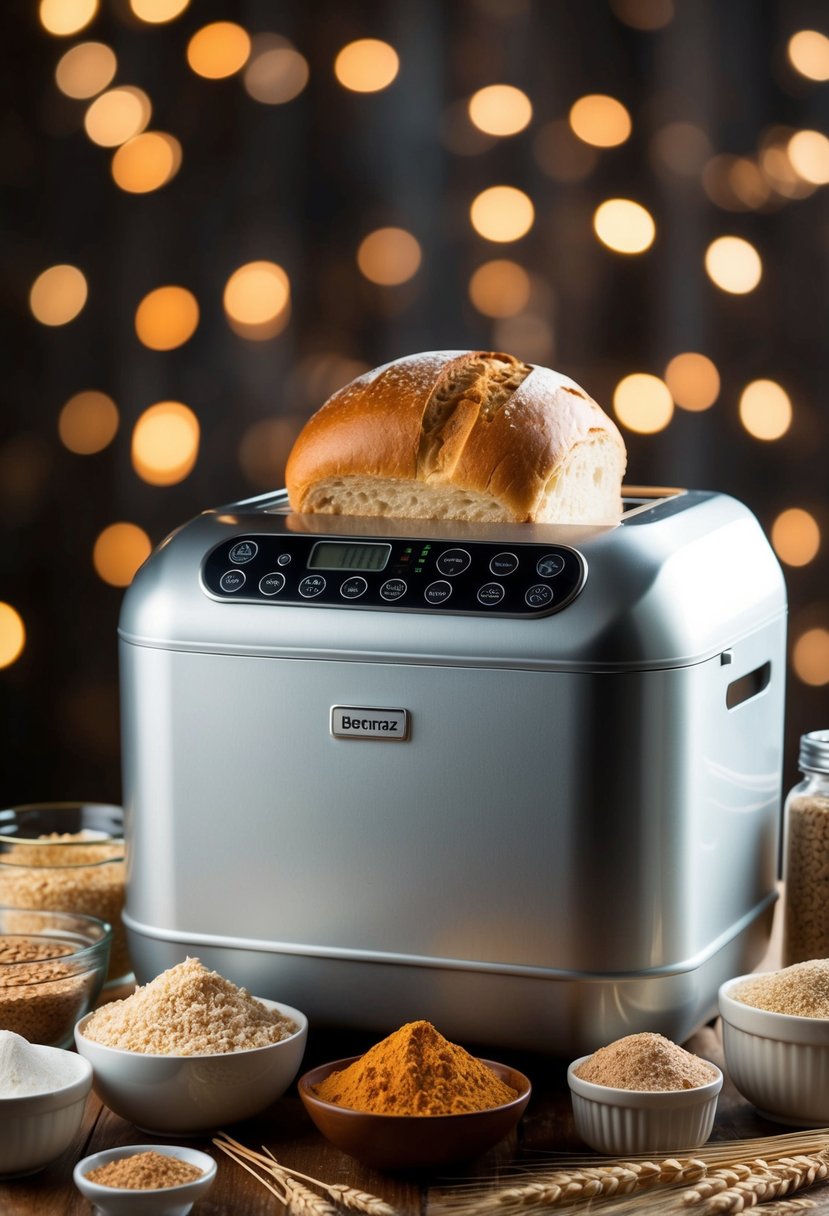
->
xmin=285 ymin=350 xmax=626 ymax=524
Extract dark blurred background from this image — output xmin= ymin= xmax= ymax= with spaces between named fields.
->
xmin=1 ymin=0 xmax=827 ymax=806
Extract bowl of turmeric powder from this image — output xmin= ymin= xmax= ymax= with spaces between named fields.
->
xmin=297 ymin=1020 xmax=531 ymax=1171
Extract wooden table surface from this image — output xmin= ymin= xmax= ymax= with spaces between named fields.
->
xmin=3 ymin=1019 xmax=829 ymax=1215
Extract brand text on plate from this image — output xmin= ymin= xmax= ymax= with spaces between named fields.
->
xmin=330 ymin=707 xmax=410 ymax=741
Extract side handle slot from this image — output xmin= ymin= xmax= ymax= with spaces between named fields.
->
xmin=726 ymin=661 xmax=771 ymax=710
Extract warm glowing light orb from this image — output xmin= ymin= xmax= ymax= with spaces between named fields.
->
xmin=30 ymin=264 xmax=88 ymax=326
xmin=788 ymin=30 xmax=829 ymax=82
xmin=356 ymin=228 xmax=422 ymax=285
xmin=470 ymin=186 xmax=534 ymax=242
xmin=739 ymin=379 xmax=792 ymax=441
xmin=112 ymin=131 xmax=181 ymax=193
xmin=593 ymin=199 xmax=655 ymax=253
xmin=569 ymin=94 xmax=632 ymax=148
xmin=132 ymin=401 xmax=200 ymax=485
xmin=793 ymin=627 xmax=829 ymax=686
xmin=55 ymin=42 xmax=116 ymax=98
xmin=58 ymin=390 xmax=119 ymax=454
xmin=93 ymin=523 xmax=152 ymax=587
xmin=704 ymin=236 xmax=762 ymax=294
xmin=135 ymin=286 xmax=199 ymax=350
xmin=223 ymin=261 xmax=291 ymax=339
xmin=130 ymin=0 xmax=190 ymax=22
xmin=468 ymin=260 xmax=532 ymax=318
xmin=468 ymin=85 xmax=532 ymax=137
xmin=334 ymin=39 xmax=399 ymax=92
xmin=244 ymin=38 xmax=309 ymax=104
xmin=40 ymin=0 xmax=98 ymax=36
xmin=788 ymin=129 xmax=829 ymax=185
xmin=0 ymin=603 xmax=26 ymax=669
xmin=187 ymin=22 xmax=251 ymax=79
xmin=85 ymin=87 xmax=151 ymax=147
xmin=664 ymin=352 xmax=720 ymax=412
xmin=613 ymin=373 xmax=674 ymax=433
xmin=771 ymin=508 xmax=821 ymax=567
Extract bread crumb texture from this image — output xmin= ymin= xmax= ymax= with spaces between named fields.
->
xmin=732 ymin=958 xmax=829 ymax=1017
xmin=575 ymin=1032 xmax=718 ymax=1091
xmin=80 ymin=957 xmax=297 ymax=1054
xmin=85 ymin=1150 xmax=203 ymax=1190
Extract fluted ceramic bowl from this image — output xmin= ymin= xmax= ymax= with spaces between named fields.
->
xmin=567 ymin=1055 xmax=722 ymax=1155
xmin=720 ymin=974 xmax=829 ymax=1126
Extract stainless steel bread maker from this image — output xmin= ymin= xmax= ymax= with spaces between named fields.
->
xmin=120 ymin=488 xmax=786 ymax=1053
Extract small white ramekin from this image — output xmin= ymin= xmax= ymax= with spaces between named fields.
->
xmin=720 ymin=974 xmax=829 ymax=1126
xmin=0 ymin=1050 xmax=92 ymax=1177
xmin=567 ymin=1055 xmax=722 ymax=1155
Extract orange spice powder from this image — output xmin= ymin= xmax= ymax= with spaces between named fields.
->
xmin=314 ymin=1020 xmax=518 ymax=1115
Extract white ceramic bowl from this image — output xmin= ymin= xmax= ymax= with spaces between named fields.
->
xmin=567 ymin=1055 xmax=722 ymax=1155
xmin=0 ymin=1047 xmax=92 ymax=1176
xmin=74 ymin=1144 xmax=216 ymax=1216
xmin=720 ymin=974 xmax=829 ymax=1126
xmin=74 ymin=998 xmax=307 ymax=1134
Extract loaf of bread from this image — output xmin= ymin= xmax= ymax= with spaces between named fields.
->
xmin=285 ymin=350 xmax=627 ymax=524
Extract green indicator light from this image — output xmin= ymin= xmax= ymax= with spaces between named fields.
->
xmin=404 ymin=547 xmax=413 ymax=553
xmin=415 ymin=567 xmax=423 ymax=573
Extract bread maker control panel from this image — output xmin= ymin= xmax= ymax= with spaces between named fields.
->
xmin=201 ymin=534 xmax=587 ymax=617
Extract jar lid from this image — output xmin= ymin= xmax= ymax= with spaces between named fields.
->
xmin=799 ymin=730 xmax=829 ymax=773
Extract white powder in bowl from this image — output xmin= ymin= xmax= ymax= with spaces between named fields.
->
xmin=0 ymin=1029 xmax=81 ymax=1096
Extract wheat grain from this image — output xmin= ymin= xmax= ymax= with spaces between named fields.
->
xmin=682 ymin=1154 xmax=829 ymax=1213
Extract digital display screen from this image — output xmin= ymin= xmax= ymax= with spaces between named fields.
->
xmin=308 ymin=541 xmax=392 ymax=571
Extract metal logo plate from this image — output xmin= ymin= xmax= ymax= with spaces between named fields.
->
xmin=330 ymin=706 xmax=410 ymax=742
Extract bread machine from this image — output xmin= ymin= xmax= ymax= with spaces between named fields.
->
xmin=120 ymin=487 xmax=786 ymax=1054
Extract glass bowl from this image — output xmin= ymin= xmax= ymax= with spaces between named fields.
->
xmin=0 ymin=803 xmax=128 ymax=984
xmin=0 ymin=906 xmax=112 ymax=1047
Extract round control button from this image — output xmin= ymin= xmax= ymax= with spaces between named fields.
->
xmin=477 ymin=582 xmax=506 ymax=606
xmin=489 ymin=551 xmax=519 ymax=577
xmin=536 ymin=553 xmax=565 ymax=578
xmin=219 ymin=569 xmax=246 ymax=593
xmin=229 ymin=541 xmax=258 ymax=564
xmin=276 ymin=553 xmax=291 ymax=567
xmin=380 ymin=578 xmax=407 ymax=602
xmin=525 ymin=583 xmax=554 ymax=608
xmin=340 ymin=576 xmax=368 ymax=600
xmin=259 ymin=572 xmax=286 ymax=596
xmin=298 ymin=575 xmax=326 ymax=598
xmin=436 ymin=548 xmax=471 ymax=577
xmin=424 ymin=580 xmax=452 ymax=605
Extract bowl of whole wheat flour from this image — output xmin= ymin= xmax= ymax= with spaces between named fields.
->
xmin=75 ymin=957 xmax=307 ymax=1133
xmin=568 ymin=1031 xmax=722 ymax=1155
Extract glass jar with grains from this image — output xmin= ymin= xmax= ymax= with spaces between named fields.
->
xmin=0 ymin=803 xmax=129 ymax=984
xmin=783 ymin=730 xmax=829 ymax=966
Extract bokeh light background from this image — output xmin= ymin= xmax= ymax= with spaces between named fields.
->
xmin=1 ymin=0 xmax=828 ymax=803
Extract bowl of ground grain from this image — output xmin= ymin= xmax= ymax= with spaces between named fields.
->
xmin=567 ymin=1032 xmax=722 ymax=1155
xmin=720 ymin=960 xmax=829 ymax=1126
xmin=0 ymin=906 xmax=111 ymax=1047
xmin=0 ymin=803 xmax=129 ymax=984
xmin=74 ymin=1144 xmax=216 ymax=1216
xmin=298 ymin=1020 xmax=531 ymax=1170
xmin=0 ymin=1029 xmax=93 ymax=1176
xmin=75 ymin=957 xmax=307 ymax=1133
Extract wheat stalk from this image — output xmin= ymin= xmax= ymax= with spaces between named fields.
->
xmin=429 ymin=1132 xmax=829 ymax=1216
xmin=761 ymin=1199 xmax=816 ymax=1214
xmin=681 ymin=1153 xmax=829 ymax=1213
xmin=214 ymin=1132 xmax=398 ymax=1216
